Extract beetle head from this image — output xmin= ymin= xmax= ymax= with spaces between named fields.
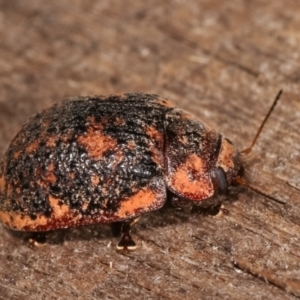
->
xmin=217 ymin=89 xmax=283 ymax=193
xmin=211 ymin=138 xmax=242 ymax=193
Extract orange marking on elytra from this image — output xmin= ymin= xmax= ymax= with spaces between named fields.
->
xmin=0 ymin=210 xmax=48 ymax=231
xmin=77 ymin=125 xmax=117 ymax=159
xmin=91 ymin=175 xmax=100 ymax=186
xmin=13 ymin=151 xmax=21 ymax=159
xmin=86 ymin=116 xmax=104 ymax=131
xmin=82 ymin=202 xmax=89 ymax=211
xmin=26 ymin=140 xmax=40 ymax=153
xmin=149 ymin=146 xmax=164 ymax=166
xmin=116 ymin=189 xmax=157 ymax=219
xmin=127 ymin=140 xmax=136 ymax=149
xmin=68 ymin=172 xmax=76 ymax=179
xmin=46 ymin=136 xmax=57 ymax=147
xmin=146 ymin=126 xmax=164 ymax=165
xmin=0 ymin=175 xmax=5 ymax=193
xmin=154 ymin=98 xmax=175 ymax=108
xmin=49 ymin=196 xmax=70 ymax=219
xmin=44 ymin=171 xmax=57 ymax=184
xmin=48 ymin=164 xmax=55 ymax=172
xmin=0 ymin=196 xmax=78 ymax=231
xmin=146 ymin=126 xmax=164 ymax=147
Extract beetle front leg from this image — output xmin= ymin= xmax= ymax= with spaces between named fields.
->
xmin=167 ymin=190 xmax=191 ymax=210
xmin=116 ymin=217 xmax=140 ymax=251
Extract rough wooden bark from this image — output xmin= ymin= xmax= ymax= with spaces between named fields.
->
xmin=0 ymin=1 xmax=300 ymax=299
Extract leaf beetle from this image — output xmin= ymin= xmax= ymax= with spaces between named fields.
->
xmin=0 ymin=91 xmax=282 ymax=249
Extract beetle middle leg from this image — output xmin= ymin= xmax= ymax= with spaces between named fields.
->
xmin=28 ymin=232 xmax=48 ymax=248
xmin=167 ymin=190 xmax=225 ymax=216
xmin=116 ymin=217 xmax=140 ymax=251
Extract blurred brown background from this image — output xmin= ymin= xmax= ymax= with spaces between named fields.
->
xmin=0 ymin=1 xmax=300 ymax=299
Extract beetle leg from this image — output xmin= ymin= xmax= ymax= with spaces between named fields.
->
xmin=167 ymin=190 xmax=191 ymax=210
xmin=28 ymin=232 xmax=47 ymax=248
xmin=116 ymin=217 xmax=140 ymax=251
xmin=191 ymin=204 xmax=221 ymax=216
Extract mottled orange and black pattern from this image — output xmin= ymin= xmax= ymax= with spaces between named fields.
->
xmin=0 ymin=93 xmax=240 ymax=231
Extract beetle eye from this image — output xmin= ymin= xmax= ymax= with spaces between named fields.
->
xmin=216 ymin=167 xmax=228 ymax=193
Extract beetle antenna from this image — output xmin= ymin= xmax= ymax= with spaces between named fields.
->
xmin=232 ymin=176 xmax=285 ymax=205
xmin=240 ymin=90 xmax=283 ymax=155
xmin=233 ymin=176 xmax=253 ymax=189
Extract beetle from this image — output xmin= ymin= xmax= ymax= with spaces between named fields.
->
xmin=0 ymin=91 xmax=282 ymax=250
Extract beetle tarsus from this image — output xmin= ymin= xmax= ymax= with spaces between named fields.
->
xmin=116 ymin=218 xmax=139 ymax=250
xmin=28 ymin=232 xmax=47 ymax=248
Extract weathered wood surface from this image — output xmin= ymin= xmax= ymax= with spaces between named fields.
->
xmin=0 ymin=1 xmax=300 ymax=299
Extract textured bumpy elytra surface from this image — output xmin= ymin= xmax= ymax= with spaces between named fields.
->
xmin=0 ymin=93 xmax=238 ymax=232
